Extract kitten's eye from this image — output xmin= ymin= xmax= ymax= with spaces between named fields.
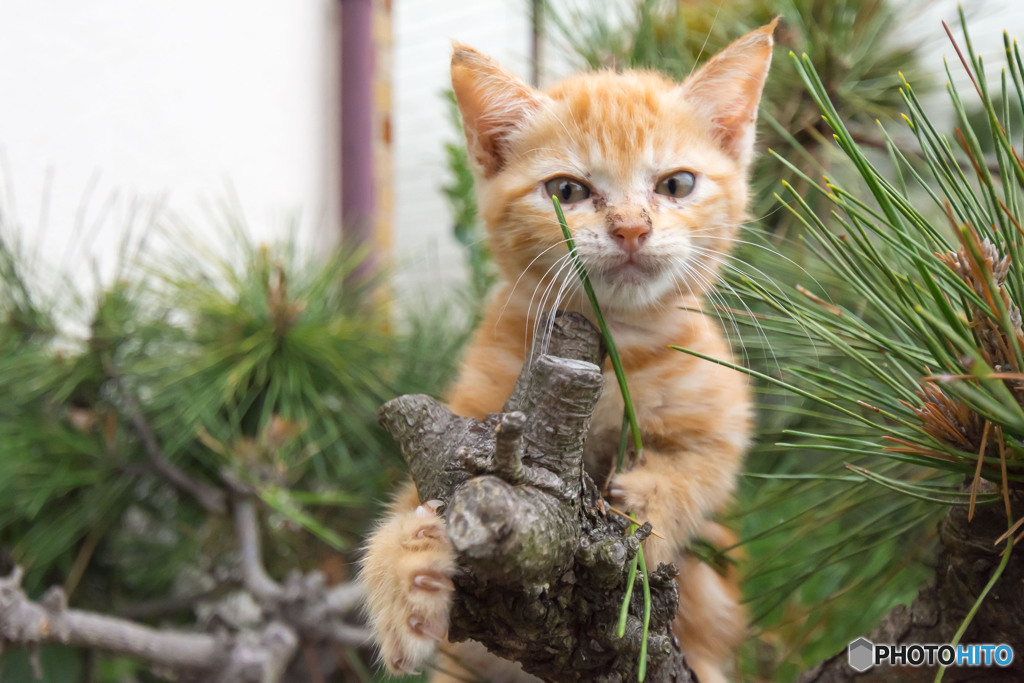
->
xmin=655 ymin=171 xmax=696 ymax=198
xmin=545 ymin=176 xmax=592 ymax=204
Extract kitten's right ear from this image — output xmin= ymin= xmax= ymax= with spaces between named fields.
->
xmin=451 ymin=45 xmax=547 ymax=177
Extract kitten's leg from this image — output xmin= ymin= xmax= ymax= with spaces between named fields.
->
xmin=608 ymin=442 xmax=748 ymax=681
xmin=608 ymin=442 xmax=742 ymax=567
xmin=361 ymin=481 xmax=456 ymax=674
xmin=673 ymin=522 xmax=746 ymax=683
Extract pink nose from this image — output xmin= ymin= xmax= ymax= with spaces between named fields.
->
xmin=611 ymin=224 xmax=651 ymax=253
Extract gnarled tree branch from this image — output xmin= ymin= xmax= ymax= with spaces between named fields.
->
xmin=108 ymin=365 xmax=228 ymax=515
xmin=378 ymin=312 xmax=693 ymax=682
xmin=234 ymin=497 xmax=285 ymax=602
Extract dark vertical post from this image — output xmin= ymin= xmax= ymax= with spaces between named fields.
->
xmin=340 ymin=0 xmax=375 ymax=267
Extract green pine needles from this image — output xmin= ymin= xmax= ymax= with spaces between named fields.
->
xmin=670 ymin=10 xmax=1024 ymax=679
xmin=724 ymin=12 xmax=1024 ymax=521
xmin=0 ymin=205 xmax=466 ymax=680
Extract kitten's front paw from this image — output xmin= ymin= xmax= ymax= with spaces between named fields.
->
xmin=608 ymin=471 xmax=677 ymax=565
xmin=608 ymin=470 xmax=657 ymax=522
xmin=362 ymin=500 xmax=457 ymax=675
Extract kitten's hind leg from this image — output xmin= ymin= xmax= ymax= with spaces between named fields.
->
xmin=361 ymin=482 xmax=457 ymax=675
xmin=675 ymin=522 xmax=747 ymax=683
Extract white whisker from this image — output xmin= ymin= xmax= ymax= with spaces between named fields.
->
xmin=528 ymin=253 xmax=578 ymax=358
xmin=669 ymin=255 xmax=748 ymax=365
xmin=680 ymin=254 xmax=778 ymax=376
xmin=690 ymin=230 xmax=833 ymax=303
xmin=541 ymin=268 xmax=585 ymax=356
xmin=496 ymin=238 xmax=573 ymax=329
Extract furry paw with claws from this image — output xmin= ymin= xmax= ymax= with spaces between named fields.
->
xmin=361 ymin=499 xmax=456 ymax=674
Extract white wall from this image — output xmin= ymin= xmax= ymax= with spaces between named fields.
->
xmin=390 ymin=0 xmax=536 ymax=304
xmin=0 ymin=0 xmax=340 ymax=301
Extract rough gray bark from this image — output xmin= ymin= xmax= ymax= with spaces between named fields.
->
xmin=799 ymin=487 xmax=1024 ymax=682
xmin=378 ymin=312 xmax=693 ymax=683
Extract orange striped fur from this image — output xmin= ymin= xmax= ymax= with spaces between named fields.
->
xmin=362 ymin=20 xmax=777 ymax=682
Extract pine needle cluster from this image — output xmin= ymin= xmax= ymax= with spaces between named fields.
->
xmin=686 ymin=10 xmax=1024 ymax=679
xmin=0 ymin=206 xmax=466 ymax=679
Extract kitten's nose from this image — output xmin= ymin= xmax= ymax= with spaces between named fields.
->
xmin=611 ymin=224 xmax=651 ymax=254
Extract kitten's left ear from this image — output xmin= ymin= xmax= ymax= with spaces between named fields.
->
xmin=679 ymin=18 xmax=779 ymax=167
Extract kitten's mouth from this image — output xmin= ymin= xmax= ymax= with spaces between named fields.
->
xmin=582 ymin=253 xmax=677 ymax=309
xmin=600 ymin=256 xmax=656 ymax=284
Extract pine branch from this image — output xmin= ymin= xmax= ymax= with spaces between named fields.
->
xmin=0 ymin=521 xmax=371 ymax=681
xmin=228 ymin=491 xmax=373 ymax=648
xmin=234 ymin=497 xmax=285 ymax=602
xmin=0 ymin=566 xmax=297 ymax=681
xmin=0 ymin=477 xmax=371 ymax=681
xmin=110 ymin=367 xmax=228 ymax=515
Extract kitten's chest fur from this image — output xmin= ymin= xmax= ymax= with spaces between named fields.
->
xmin=581 ymin=368 xmax=680 ymax=485
xmin=571 ymin=311 xmax=734 ymax=482
xmin=582 ymin=401 xmax=630 ymax=485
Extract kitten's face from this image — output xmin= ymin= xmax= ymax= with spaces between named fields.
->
xmin=452 ymin=22 xmax=775 ymax=314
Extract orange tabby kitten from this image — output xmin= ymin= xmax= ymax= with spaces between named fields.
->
xmin=362 ymin=20 xmax=776 ymax=683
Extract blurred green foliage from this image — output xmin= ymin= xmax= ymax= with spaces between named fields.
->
xmin=0 ymin=204 xmax=469 ymax=680
xmin=442 ymin=90 xmax=499 ymax=323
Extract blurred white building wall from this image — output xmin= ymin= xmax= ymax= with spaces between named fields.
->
xmin=390 ymin=0 xmax=536 ymax=305
xmin=0 ymin=0 xmax=341 ymax=295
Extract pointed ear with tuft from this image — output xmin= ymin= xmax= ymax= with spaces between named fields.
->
xmin=678 ymin=18 xmax=779 ymax=168
xmin=451 ymin=45 xmax=548 ymax=178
